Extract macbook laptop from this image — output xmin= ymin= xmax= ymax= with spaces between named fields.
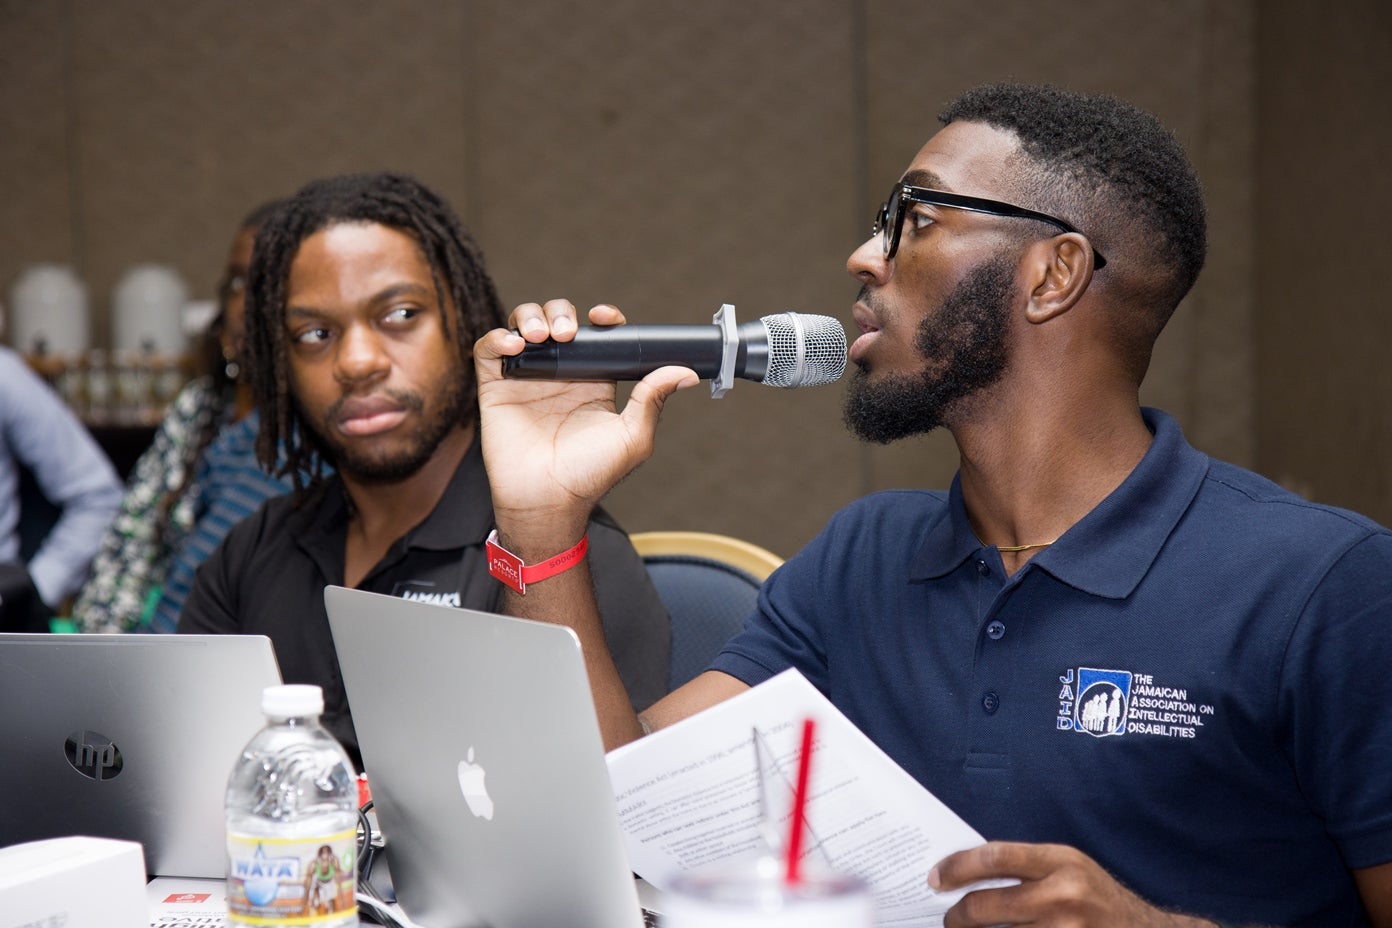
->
xmin=0 ymin=633 xmax=282 ymax=878
xmin=324 ymin=585 xmax=651 ymax=928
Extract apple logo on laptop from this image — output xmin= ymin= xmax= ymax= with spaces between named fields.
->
xmin=457 ymin=747 xmax=494 ymax=820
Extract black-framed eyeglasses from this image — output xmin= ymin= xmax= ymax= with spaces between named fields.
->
xmin=872 ymin=183 xmax=1106 ymax=269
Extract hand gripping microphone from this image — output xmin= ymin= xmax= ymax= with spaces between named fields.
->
xmin=502 ymin=304 xmax=847 ymax=398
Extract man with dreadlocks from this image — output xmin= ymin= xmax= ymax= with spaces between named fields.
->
xmin=177 ymin=172 xmax=669 ymax=769
xmin=472 ymin=85 xmax=1392 ymax=926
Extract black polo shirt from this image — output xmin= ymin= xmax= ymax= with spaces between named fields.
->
xmin=178 ymin=437 xmax=669 ymax=769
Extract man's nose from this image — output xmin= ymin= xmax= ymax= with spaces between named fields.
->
xmin=847 ymin=234 xmax=891 ymax=286
xmin=335 ymin=324 xmax=389 ymax=383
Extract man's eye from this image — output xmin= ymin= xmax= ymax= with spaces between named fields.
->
xmin=909 ymin=209 xmax=935 ymax=231
xmin=293 ymin=327 xmax=331 ymax=345
xmin=383 ymin=306 xmax=420 ymax=325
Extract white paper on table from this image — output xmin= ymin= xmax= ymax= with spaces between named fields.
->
xmin=606 ymin=669 xmax=1011 ymax=928
xmin=145 ymin=876 xmax=229 ymax=927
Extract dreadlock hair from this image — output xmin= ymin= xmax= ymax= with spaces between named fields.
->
xmin=243 ymin=172 xmax=505 ymax=493
xmin=940 ymin=84 xmax=1207 ymax=377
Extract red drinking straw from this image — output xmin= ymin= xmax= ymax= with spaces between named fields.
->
xmin=785 ymin=717 xmax=816 ymax=884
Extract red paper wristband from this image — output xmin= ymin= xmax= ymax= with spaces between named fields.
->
xmin=485 ymin=529 xmax=590 ymax=595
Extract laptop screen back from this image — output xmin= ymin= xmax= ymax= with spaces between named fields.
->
xmin=324 ymin=585 xmax=645 ymax=928
xmin=0 ymin=633 xmax=281 ymax=878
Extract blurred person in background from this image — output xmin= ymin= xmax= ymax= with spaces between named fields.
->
xmin=73 ymin=200 xmax=294 ymax=632
xmin=0 ymin=345 xmax=122 ymax=630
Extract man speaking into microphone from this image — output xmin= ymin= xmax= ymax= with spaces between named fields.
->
xmin=474 ymin=83 xmax=1392 ymax=927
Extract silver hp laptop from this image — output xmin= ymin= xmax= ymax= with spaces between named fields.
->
xmin=324 ymin=585 xmax=649 ymax=928
xmin=0 ymin=633 xmax=281 ymax=878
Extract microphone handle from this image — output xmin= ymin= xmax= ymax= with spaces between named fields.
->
xmin=502 ymin=324 xmax=763 ymax=381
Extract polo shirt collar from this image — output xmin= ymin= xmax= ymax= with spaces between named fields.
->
xmin=909 ymin=408 xmax=1209 ymax=599
xmin=404 ymin=433 xmax=495 ymax=550
xmin=289 ymin=432 xmax=495 ymax=561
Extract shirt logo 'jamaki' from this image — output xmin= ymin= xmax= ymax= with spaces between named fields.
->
xmin=391 ymin=579 xmax=461 ymax=608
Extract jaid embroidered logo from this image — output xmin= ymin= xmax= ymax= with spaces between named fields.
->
xmin=1056 ymin=667 xmax=1216 ymax=740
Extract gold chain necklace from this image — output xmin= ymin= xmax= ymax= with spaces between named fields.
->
xmin=993 ymin=538 xmax=1058 ymax=553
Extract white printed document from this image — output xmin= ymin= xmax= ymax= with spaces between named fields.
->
xmin=606 ymin=669 xmax=1004 ymax=927
xmin=145 ymin=876 xmax=228 ymax=927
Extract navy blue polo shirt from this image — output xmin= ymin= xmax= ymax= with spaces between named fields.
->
xmin=713 ymin=408 xmax=1392 ymax=926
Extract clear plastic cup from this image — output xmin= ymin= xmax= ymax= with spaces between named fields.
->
xmin=660 ymin=866 xmax=874 ymax=928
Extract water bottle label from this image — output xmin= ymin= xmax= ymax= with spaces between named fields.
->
xmin=227 ymin=826 xmax=357 ymax=926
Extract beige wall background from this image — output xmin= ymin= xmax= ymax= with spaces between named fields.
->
xmin=1 ymin=0 xmax=1387 ymax=558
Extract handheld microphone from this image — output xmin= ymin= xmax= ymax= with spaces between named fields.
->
xmin=502 ymin=304 xmax=847 ymax=398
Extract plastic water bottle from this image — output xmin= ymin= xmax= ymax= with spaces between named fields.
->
xmin=225 ymin=684 xmax=358 ymax=927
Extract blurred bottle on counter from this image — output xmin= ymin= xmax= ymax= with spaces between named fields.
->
xmin=8 ymin=264 xmax=92 ymax=406
xmin=109 ymin=265 xmax=191 ymax=425
xmin=112 ymin=264 xmax=188 ymax=357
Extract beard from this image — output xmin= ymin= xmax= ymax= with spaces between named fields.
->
xmin=843 ymin=255 xmax=1015 ymax=444
xmin=303 ymin=367 xmax=470 ymax=484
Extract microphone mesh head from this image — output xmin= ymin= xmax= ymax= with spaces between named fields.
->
xmin=759 ymin=313 xmax=848 ymax=387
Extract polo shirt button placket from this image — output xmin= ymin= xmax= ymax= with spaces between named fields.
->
xmin=986 ymin=620 xmax=1005 ymax=640
xmin=982 ymin=691 xmax=1000 ymax=714
xmin=976 ymin=559 xmax=991 ymax=576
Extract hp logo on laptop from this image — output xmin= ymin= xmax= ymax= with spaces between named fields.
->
xmin=64 ymin=730 xmax=124 ymax=780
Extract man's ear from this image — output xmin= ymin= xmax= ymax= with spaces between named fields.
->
xmin=1023 ymin=234 xmax=1095 ymax=325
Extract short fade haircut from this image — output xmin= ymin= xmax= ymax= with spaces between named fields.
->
xmin=244 ymin=171 xmax=505 ymax=491
xmin=940 ymin=83 xmax=1207 ymax=335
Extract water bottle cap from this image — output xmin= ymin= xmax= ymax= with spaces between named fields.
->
xmin=262 ymin=684 xmax=324 ymax=720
